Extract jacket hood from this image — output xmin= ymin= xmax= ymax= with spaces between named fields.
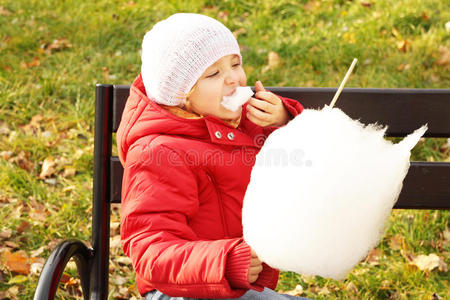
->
xmin=116 ymin=74 xmax=259 ymax=164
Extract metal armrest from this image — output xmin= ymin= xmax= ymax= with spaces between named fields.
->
xmin=33 ymin=239 xmax=93 ymax=300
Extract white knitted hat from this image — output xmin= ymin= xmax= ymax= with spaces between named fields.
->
xmin=141 ymin=13 xmax=242 ymax=106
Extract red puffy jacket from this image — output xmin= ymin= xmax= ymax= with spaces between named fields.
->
xmin=117 ymin=74 xmax=304 ymax=298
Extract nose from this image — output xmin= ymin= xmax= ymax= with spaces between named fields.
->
xmin=224 ymin=69 xmax=239 ymax=85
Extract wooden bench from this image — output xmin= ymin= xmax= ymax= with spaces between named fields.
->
xmin=33 ymin=84 xmax=450 ymax=300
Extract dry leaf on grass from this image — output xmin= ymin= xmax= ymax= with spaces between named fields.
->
xmin=389 ymin=234 xmax=405 ymax=250
xmin=436 ymin=46 xmax=450 ymax=66
xmin=365 ymin=248 xmax=382 ymax=265
xmin=1 ymin=250 xmax=31 ymax=275
xmin=410 ymin=253 xmax=448 ymax=272
xmin=20 ymin=57 xmax=41 ymax=69
xmin=39 ymin=156 xmax=57 ymax=179
xmin=262 ymin=52 xmax=281 ymax=73
xmin=0 ymin=228 xmax=12 ymax=239
xmin=40 ymin=38 xmax=72 ymax=55
xmin=283 ymin=284 xmax=304 ymax=296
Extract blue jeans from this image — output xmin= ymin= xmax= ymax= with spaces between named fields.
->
xmin=145 ymin=288 xmax=311 ymax=299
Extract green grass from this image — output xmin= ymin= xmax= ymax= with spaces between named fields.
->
xmin=0 ymin=0 xmax=449 ymax=299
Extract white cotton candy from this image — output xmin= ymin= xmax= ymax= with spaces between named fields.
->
xmin=221 ymin=86 xmax=254 ymax=111
xmin=242 ymin=105 xmax=427 ymax=280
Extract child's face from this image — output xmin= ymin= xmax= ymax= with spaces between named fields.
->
xmin=186 ymin=54 xmax=247 ymax=121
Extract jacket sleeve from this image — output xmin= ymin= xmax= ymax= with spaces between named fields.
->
xmin=262 ymin=95 xmax=304 ymax=136
xmin=120 ymin=142 xmax=273 ymax=298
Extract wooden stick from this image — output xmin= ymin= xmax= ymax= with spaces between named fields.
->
xmin=329 ymin=58 xmax=358 ymax=108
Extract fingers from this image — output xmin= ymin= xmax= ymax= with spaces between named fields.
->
xmin=246 ymin=104 xmax=271 ymax=126
xmin=255 ymin=80 xmax=266 ymax=92
xmin=250 ymin=248 xmax=258 ymax=258
xmin=248 ymin=97 xmax=272 ymax=113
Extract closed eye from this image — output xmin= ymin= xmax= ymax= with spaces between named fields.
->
xmin=207 ymin=71 xmax=219 ymax=78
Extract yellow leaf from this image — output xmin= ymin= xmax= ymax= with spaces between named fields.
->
xmin=8 ymin=275 xmax=28 ymax=284
xmin=396 ymin=40 xmax=408 ymax=52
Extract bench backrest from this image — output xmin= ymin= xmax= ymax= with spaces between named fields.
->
xmin=91 ymin=84 xmax=450 ymax=297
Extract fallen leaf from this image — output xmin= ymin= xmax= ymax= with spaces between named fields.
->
xmin=436 ymin=46 xmax=450 ymax=66
xmin=20 ymin=114 xmax=44 ymax=134
xmin=17 ymin=220 xmax=31 ymax=233
xmin=30 ymin=262 xmax=44 ymax=276
xmin=10 ymin=151 xmax=34 ymax=171
xmin=4 ymin=241 xmax=19 ymax=249
xmin=365 ymin=248 xmax=382 ymax=265
xmin=2 ymin=250 xmax=30 ymax=275
xmin=397 ymin=63 xmax=410 ymax=71
xmin=0 ymin=6 xmax=13 ymax=16
xmin=396 ymin=40 xmax=408 ymax=52
xmin=112 ymin=274 xmax=128 ymax=285
xmin=0 ymin=123 xmax=10 ymax=135
xmin=345 ymin=281 xmax=358 ymax=293
xmin=102 ymin=67 xmax=109 ymax=81
xmin=444 ymin=228 xmax=450 ymax=241
xmin=411 ymin=253 xmax=448 ymax=272
xmin=284 ymin=284 xmax=304 ymax=296
xmin=360 ymin=2 xmax=372 ymax=8
xmin=233 ymin=27 xmax=246 ymax=39
xmin=380 ymin=279 xmax=391 ymax=290
xmin=62 ymin=166 xmax=76 ymax=177
xmin=217 ymin=10 xmax=228 ymax=22
xmin=303 ymin=1 xmax=320 ymax=11
xmin=318 ymin=286 xmax=331 ymax=295
xmin=29 ymin=208 xmax=48 ymax=222
xmin=401 ymin=249 xmax=416 ymax=263
xmin=116 ymin=256 xmax=132 ymax=266
xmin=389 ymin=234 xmax=404 ymax=250
xmin=30 ymin=245 xmax=46 ymax=257
xmin=42 ymin=38 xmax=72 ymax=55
xmin=262 ymin=52 xmax=281 ymax=73
xmin=0 ymin=228 xmax=12 ymax=239
xmin=0 ymin=150 xmax=13 ymax=160
xmin=8 ymin=275 xmax=28 ymax=284
xmin=39 ymin=157 xmax=57 ymax=179
xmin=343 ymin=32 xmax=356 ymax=44
xmin=20 ymin=57 xmax=41 ymax=69
xmin=59 ymin=273 xmax=71 ymax=284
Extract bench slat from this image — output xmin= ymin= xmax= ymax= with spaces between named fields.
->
xmin=112 ymin=86 xmax=450 ymax=137
xmin=110 ymin=157 xmax=449 ymax=209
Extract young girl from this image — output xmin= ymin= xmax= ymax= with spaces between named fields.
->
xmin=117 ymin=13 xmax=307 ymax=300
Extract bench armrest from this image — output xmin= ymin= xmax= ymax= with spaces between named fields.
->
xmin=33 ymin=239 xmax=93 ymax=300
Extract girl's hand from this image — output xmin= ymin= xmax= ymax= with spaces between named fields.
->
xmin=248 ymin=248 xmax=263 ymax=283
xmin=246 ymin=81 xmax=291 ymax=127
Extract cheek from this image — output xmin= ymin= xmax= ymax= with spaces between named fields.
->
xmin=239 ymin=69 xmax=247 ymax=86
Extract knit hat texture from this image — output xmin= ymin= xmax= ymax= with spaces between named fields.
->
xmin=141 ymin=13 xmax=242 ymax=106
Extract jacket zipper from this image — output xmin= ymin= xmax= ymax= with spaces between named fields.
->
xmin=206 ymin=172 xmax=229 ymax=237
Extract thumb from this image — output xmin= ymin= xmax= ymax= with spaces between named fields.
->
xmin=255 ymin=80 xmax=266 ymax=92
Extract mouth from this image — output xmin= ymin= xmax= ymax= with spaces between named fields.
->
xmin=224 ymin=88 xmax=237 ymax=97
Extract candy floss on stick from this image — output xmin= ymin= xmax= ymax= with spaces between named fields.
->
xmin=221 ymin=86 xmax=254 ymax=111
xmin=242 ymin=59 xmax=428 ymax=280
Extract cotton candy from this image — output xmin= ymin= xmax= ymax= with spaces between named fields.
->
xmin=242 ymin=105 xmax=427 ymax=280
xmin=221 ymin=86 xmax=253 ymax=111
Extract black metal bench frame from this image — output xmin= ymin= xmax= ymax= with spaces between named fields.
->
xmin=34 ymin=84 xmax=450 ymax=299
